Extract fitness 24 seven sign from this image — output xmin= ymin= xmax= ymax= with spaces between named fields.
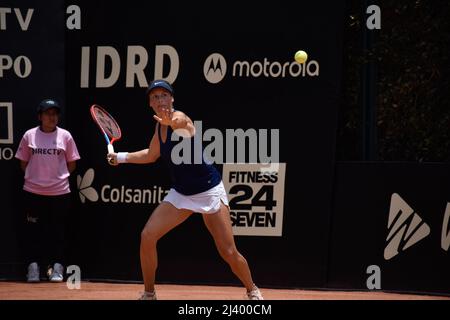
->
xmin=222 ymin=163 xmax=286 ymax=236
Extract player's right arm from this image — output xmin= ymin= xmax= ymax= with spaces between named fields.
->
xmin=126 ymin=131 xmax=160 ymax=164
xmin=108 ymin=126 xmax=160 ymax=165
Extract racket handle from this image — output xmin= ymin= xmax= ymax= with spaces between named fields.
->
xmin=107 ymin=144 xmax=114 ymax=154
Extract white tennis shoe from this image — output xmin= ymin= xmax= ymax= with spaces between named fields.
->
xmin=27 ymin=262 xmax=40 ymax=283
xmin=49 ymin=263 xmax=64 ymax=282
xmin=138 ymin=291 xmax=157 ymax=300
xmin=247 ymin=285 xmax=264 ymax=300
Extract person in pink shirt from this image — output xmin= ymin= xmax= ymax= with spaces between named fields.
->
xmin=15 ymin=99 xmax=80 ymax=283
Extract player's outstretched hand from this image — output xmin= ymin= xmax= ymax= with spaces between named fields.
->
xmin=153 ymin=107 xmax=174 ymax=126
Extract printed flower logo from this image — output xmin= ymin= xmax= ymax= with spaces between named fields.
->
xmin=77 ymin=168 xmax=99 ymax=203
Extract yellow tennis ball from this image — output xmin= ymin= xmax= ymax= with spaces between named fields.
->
xmin=295 ymin=50 xmax=308 ymax=64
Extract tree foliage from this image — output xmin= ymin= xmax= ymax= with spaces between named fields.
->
xmin=339 ymin=0 xmax=450 ymax=161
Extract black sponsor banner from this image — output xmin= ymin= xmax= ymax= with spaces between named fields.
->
xmin=0 ymin=0 xmax=65 ymax=276
xmin=65 ymin=1 xmax=344 ymax=287
xmin=328 ymin=162 xmax=450 ymax=294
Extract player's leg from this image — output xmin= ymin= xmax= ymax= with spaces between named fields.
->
xmin=23 ymin=192 xmax=45 ymax=281
xmin=140 ymin=201 xmax=192 ymax=293
xmin=201 ymin=202 xmax=255 ymax=291
xmin=47 ymin=193 xmax=70 ymax=282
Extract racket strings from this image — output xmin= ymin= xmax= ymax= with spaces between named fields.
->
xmin=92 ymin=107 xmax=121 ymax=139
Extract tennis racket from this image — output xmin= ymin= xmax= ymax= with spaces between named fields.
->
xmin=90 ymin=104 xmax=122 ymax=162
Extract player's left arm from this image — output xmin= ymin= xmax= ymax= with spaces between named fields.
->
xmin=170 ymin=111 xmax=195 ymax=137
xmin=153 ymin=109 xmax=195 ymax=137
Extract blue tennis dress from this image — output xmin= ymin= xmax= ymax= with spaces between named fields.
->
xmin=158 ymin=123 xmax=221 ymax=196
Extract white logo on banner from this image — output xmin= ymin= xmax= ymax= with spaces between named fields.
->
xmin=222 ymin=163 xmax=286 ymax=236
xmin=0 ymin=102 xmax=14 ymax=161
xmin=204 ymin=53 xmax=227 ymax=84
xmin=0 ymin=55 xmax=32 ymax=78
xmin=441 ymin=203 xmax=450 ymax=252
xmin=203 ymin=52 xmax=320 ymax=83
xmin=384 ymin=193 xmax=430 ymax=260
xmin=77 ymin=169 xmax=99 ymax=203
xmin=80 ymin=45 xmax=179 ymax=88
xmin=77 ymin=168 xmax=169 ymax=205
xmin=0 ymin=8 xmax=33 ymax=31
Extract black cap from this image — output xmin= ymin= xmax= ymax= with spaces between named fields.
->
xmin=146 ymin=79 xmax=174 ymax=97
xmin=37 ymin=99 xmax=61 ymax=113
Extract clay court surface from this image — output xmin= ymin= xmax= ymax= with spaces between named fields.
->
xmin=0 ymin=281 xmax=449 ymax=300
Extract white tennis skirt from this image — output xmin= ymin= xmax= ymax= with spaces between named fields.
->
xmin=163 ymin=181 xmax=229 ymax=214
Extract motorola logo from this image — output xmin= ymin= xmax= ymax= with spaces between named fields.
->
xmin=204 ymin=53 xmax=227 ymax=84
xmin=203 ymin=52 xmax=320 ymax=84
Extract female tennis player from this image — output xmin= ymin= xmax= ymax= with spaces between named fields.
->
xmin=107 ymin=79 xmax=263 ymax=300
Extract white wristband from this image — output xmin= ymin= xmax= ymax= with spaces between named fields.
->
xmin=117 ymin=152 xmax=128 ymax=163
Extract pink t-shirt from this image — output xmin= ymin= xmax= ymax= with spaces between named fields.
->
xmin=15 ymin=126 xmax=81 ymax=196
